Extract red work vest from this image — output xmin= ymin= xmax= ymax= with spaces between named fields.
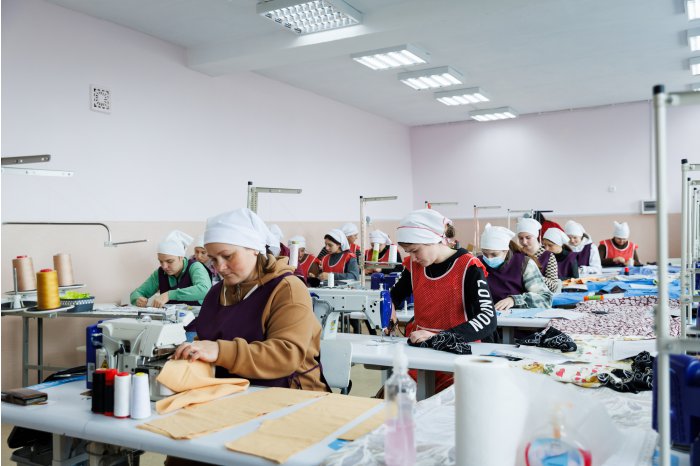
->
xmin=321 ymin=251 xmax=354 ymax=274
xmin=364 ymin=247 xmax=391 ymax=263
xmin=600 ymin=239 xmax=638 ymax=262
xmin=410 ymin=253 xmax=487 ymax=333
xmin=298 ymin=254 xmax=320 ymax=278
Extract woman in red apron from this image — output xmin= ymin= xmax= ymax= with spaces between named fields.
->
xmin=599 ymin=221 xmax=640 ymax=267
xmin=318 ymin=229 xmax=360 ymax=282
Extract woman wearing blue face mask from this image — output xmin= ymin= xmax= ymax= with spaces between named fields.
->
xmin=478 ymin=224 xmax=553 ymax=311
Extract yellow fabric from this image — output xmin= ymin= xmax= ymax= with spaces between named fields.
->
xmin=226 ymin=394 xmax=381 ymax=463
xmin=154 ymin=359 xmax=250 ymax=414
xmin=139 ymin=387 xmax=327 ymax=439
xmin=337 ymin=411 xmax=384 ymax=441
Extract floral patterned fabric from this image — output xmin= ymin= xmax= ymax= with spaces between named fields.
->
xmin=407 ymin=330 xmax=472 ymax=355
xmin=515 ymin=327 xmax=578 ymax=352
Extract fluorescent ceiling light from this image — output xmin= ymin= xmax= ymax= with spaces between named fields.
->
xmin=256 ymin=0 xmax=362 ymax=35
xmin=351 ymin=44 xmax=429 ymax=70
xmin=691 ymin=57 xmax=700 ymax=75
xmin=398 ymin=66 xmax=463 ymax=90
xmin=434 ymin=87 xmax=490 ymax=106
xmin=689 ymin=28 xmax=700 ymax=51
xmin=687 ymin=0 xmax=700 ymax=20
xmin=469 ymin=107 xmax=518 ymax=122
xmin=691 ymin=83 xmax=700 ymax=91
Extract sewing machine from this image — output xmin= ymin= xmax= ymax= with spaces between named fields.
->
xmin=97 ymin=317 xmax=187 ymax=400
xmin=311 ymin=288 xmax=392 ymax=339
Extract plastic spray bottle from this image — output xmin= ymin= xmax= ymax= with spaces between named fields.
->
xmin=525 ymin=404 xmax=592 ymax=466
xmin=384 ymin=344 xmax=416 ymax=466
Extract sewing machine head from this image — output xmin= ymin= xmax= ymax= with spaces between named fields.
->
xmin=311 ymin=288 xmax=392 ymax=338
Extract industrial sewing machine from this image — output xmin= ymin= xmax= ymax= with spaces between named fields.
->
xmin=95 ymin=317 xmax=187 ymax=400
xmin=311 ymin=288 xmax=392 ymax=339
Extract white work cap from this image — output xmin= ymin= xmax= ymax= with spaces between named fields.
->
xmin=158 ymin=230 xmax=193 ymax=257
xmin=203 ymin=208 xmax=270 ymax=254
xmin=194 ymin=235 xmax=205 ymax=248
xmin=396 ymin=209 xmax=452 ymax=244
xmin=288 ymin=235 xmax=306 ymax=249
xmin=613 ymin=221 xmax=630 ymax=239
xmin=340 ymin=223 xmax=359 ymax=237
xmin=480 ymin=224 xmax=515 ymax=251
xmin=369 ymin=230 xmax=392 ymax=245
xmin=515 ymin=217 xmax=541 ymax=236
xmin=564 ymin=220 xmax=585 ymax=237
xmin=326 ymin=229 xmax=350 ymax=251
xmin=543 ymin=228 xmax=570 ymax=246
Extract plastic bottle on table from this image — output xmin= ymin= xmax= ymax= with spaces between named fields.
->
xmin=384 ymin=344 xmax=416 ymax=466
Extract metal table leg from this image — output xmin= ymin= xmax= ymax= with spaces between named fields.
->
xmin=502 ymin=327 xmax=513 ymax=344
xmin=22 ymin=316 xmax=29 ymax=387
xmin=38 ymin=317 xmax=43 ymax=383
xmin=416 ymin=369 xmax=435 ymax=400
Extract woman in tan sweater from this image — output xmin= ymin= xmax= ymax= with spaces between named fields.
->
xmin=173 ymin=208 xmax=327 ymax=392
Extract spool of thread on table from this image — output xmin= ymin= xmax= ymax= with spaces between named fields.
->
xmin=114 ymin=372 xmax=132 ymax=418
xmin=92 ymin=370 xmax=107 ymax=414
xmin=583 ymin=295 xmax=603 ymax=302
xmin=388 ymin=244 xmax=398 ymax=263
xmin=289 ymin=242 xmax=300 ymax=268
xmin=12 ymin=256 xmax=36 ymax=291
xmin=104 ymin=369 xmax=118 ymax=416
xmin=53 ymin=253 xmax=74 ymax=286
xmin=130 ymin=372 xmax=152 ymax=419
xmin=36 ymin=269 xmax=60 ymax=310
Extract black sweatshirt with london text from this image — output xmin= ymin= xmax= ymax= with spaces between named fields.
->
xmin=390 ymin=248 xmax=498 ymax=343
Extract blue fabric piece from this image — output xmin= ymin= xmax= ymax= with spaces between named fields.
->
xmin=500 ymin=308 xmax=552 ymax=318
xmin=553 ymin=279 xmax=680 ymax=306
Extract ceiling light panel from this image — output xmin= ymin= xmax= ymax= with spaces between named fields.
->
xmin=469 ymin=107 xmax=518 ymax=122
xmin=434 ymin=87 xmax=490 ymax=106
xmin=257 ymin=0 xmax=362 ymax=35
xmin=689 ymin=28 xmax=700 ymax=51
xmin=691 ymin=57 xmax=700 ymax=75
xmin=398 ymin=66 xmax=464 ymax=90
xmin=687 ymin=0 xmax=700 ymax=20
xmin=352 ymin=44 xmax=430 ymax=70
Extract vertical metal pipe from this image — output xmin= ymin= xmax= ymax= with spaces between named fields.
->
xmin=360 ymin=197 xmax=366 ymax=286
xmin=681 ymin=161 xmax=689 ymax=338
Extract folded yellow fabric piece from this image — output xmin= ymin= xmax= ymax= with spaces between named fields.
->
xmin=337 ymin=410 xmax=384 ymax=441
xmin=226 ymin=394 xmax=381 ymax=463
xmin=139 ymin=387 xmax=328 ymax=439
xmin=156 ymin=384 xmax=246 ymax=414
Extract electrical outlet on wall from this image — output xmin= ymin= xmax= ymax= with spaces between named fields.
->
xmin=90 ymin=85 xmax=111 ymax=113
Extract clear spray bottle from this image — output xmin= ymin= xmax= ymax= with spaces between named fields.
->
xmin=384 ymin=344 xmax=416 ymax=466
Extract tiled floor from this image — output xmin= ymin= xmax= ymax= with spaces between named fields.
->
xmin=2 ymin=364 xmax=382 ymax=465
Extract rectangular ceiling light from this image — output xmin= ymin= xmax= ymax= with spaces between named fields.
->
xmin=687 ymin=0 xmax=700 ymax=20
xmin=351 ymin=44 xmax=429 ymax=70
xmin=256 ymin=0 xmax=362 ymax=35
xmin=691 ymin=57 xmax=700 ymax=75
xmin=398 ymin=66 xmax=464 ymax=90
xmin=689 ymin=28 xmax=700 ymax=51
xmin=469 ymin=107 xmax=519 ymax=122
xmin=434 ymin=87 xmax=490 ymax=106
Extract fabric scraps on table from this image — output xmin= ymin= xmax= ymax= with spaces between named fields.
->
xmin=515 ymin=327 xmax=577 ymax=352
xmin=408 ymin=330 xmax=472 ymax=355
xmin=597 ymin=351 xmax=654 ymax=393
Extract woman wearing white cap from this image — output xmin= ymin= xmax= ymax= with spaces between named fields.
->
xmin=564 ymin=220 xmax=602 ymax=274
xmin=130 ymin=230 xmax=212 ymax=308
xmin=268 ymin=224 xmax=290 ymax=258
xmin=479 ymin=224 xmax=553 ymax=310
xmin=189 ymin=234 xmax=220 ymax=282
xmin=515 ymin=217 xmax=562 ymax=294
xmin=287 ymin=235 xmax=321 ymax=279
xmin=364 ymin=229 xmax=402 ymax=273
xmin=173 ymin=208 xmax=328 ymax=392
xmin=599 ymin=221 xmax=640 ymax=267
xmin=318 ymin=229 xmax=360 ymax=282
xmin=390 ymin=209 xmax=496 ymax=391
xmin=316 ymin=222 xmax=361 ymax=262
xmin=542 ymin=228 xmax=579 ymax=279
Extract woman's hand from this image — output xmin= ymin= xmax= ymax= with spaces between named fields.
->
xmin=173 ymin=340 xmax=219 ymax=363
xmin=318 ymin=272 xmax=329 ymax=281
xmin=153 ymin=292 xmax=169 ymax=308
xmin=613 ymin=256 xmax=626 ymax=265
xmin=384 ymin=306 xmax=398 ymax=335
xmin=135 ymin=297 xmax=148 ymax=307
xmin=409 ymin=329 xmax=436 ymax=344
xmin=495 ymin=297 xmax=515 ymax=311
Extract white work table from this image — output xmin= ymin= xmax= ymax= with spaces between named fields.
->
xmin=2 ymin=381 xmax=382 ymax=466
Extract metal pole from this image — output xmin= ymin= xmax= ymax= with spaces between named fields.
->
xmin=652 ymin=84 xmax=671 ymax=466
xmin=360 ymin=196 xmax=366 ymax=285
xmin=22 ymin=317 xmax=29 ymax=387
xmin=37 ymin=318 xmax=43 ymax=384
xmin=681 ymin=161 xmax=689 ymax=338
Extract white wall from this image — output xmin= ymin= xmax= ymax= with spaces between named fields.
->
xmin=410 ymin=102 xmax=700 ymax=217
xmin=1 ymin=0 xmax=414 ymax=223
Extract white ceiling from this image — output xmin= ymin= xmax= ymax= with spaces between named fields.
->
xmin=46 ymin=0 xmax=699 ymax=126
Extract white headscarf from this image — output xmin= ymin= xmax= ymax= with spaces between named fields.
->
xmin=288 ymin=235 xmax=306 ymax=249
xmin=543 ymin=228 xmax=570 ymax=246
xmin=157 ymin=230 xmax=193 ymax=257
xmin=203 ymin=208 xmax=271 ymax=254
xmin=194 ymin=235 xmax=205 ymax=248
xmin=515 ymin=217 xmax=541 ymax=236
xmin=480 ymin=224 xmax=515 ymax=251
xmin=613 ymin=221 xmax=630 ymax=239
xmin=369 ymin=230 xmax=392 ymax=246
xmin=564 ymin=220 xmax=585 ymax=237
xmin=326 ymin=229 xmax=350 ymax=251
xmin=396 ymin=209 xmax=452 ymax=244
xmin=341 ymin=223 xmax=359 ymax=238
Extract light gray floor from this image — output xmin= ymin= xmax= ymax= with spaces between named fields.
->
xmin=2 ymin=364 xmax=382 ymax=465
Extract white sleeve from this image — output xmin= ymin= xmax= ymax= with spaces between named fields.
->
xmin=580 ymin=245 xmax=603 ymax=274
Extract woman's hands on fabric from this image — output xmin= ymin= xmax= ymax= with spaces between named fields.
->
xmin=613 ymin=256 xmax=626 ymax=265
xmin=153 ymin=292 xmax=170 ymax=308
xmin=408 ymin=329 xmax=436 ymax=344
xmin=173 ymin=340 xmax=219 ymax=363
xmin=135 ymin=297 xmax=148 ymax=307
xmin=318 ymin=272 xmax=329 ymax=280
xmin=384 ymin=306 xmax=398 ymax=335
xmin=495 ymin=296 xmax=515 ymax=311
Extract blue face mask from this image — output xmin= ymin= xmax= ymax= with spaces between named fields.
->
xmin=482 ymin=255 xmax=505 ymax=269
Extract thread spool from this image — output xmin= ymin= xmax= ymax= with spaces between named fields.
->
xmin=130 ymin=372 xmax=152 ymax=419
xmin=12 ymin=256 xmax=36 ymax=291
xmin=53 ymin=253 xmax=74 ymax=286
xmin=289 ymin=242 xmax=300 ymax=268
xmin=114 ymin=372 xmax=132 ymax=418
xmin=389 ymin=244 xmax=398 ymax=263
xmin=327 ymin=272 xmax=335 ymax=288
xmin=36 ymin=269 xmax=60 ymax=310
xmin=584 ymin=295 xmax=603 ymax=301
xmin=371 ymin=243 xmax=380 ymax=262
xmin=104 ymin=369 xmax=117 ymax=416
xmin=92 ymin=370 xmax=107 ymax=413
